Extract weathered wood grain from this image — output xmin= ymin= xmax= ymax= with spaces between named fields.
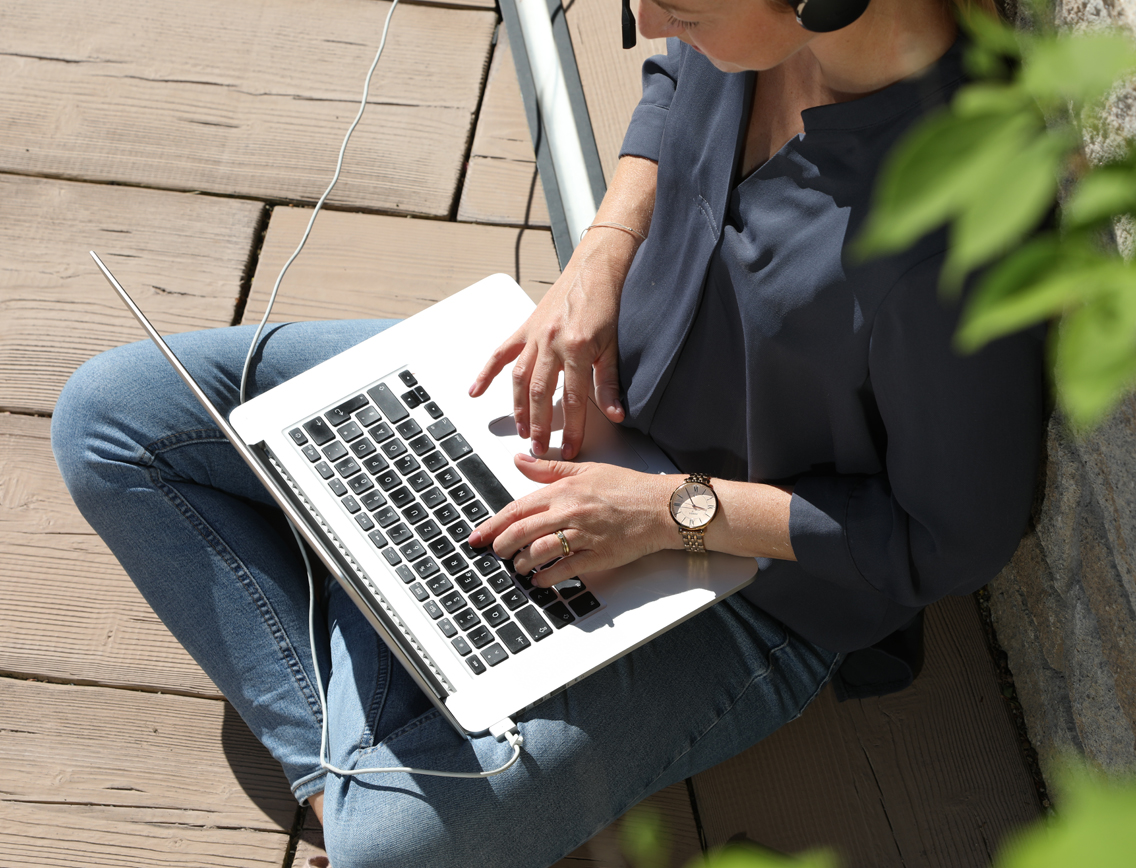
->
xmin=691 ymin=595 xmax=1040 ymax=868
xmin=0 ymin=175 xmax=262 ymax=415
xmin=563 ymin=0 xmax=668 ymax=183
xmin=0 ymin=0 xmax=495 ymax=216
xmin=0 ymin=413 xmax=221 ymax=697
xmin=457 ymin=30 xmax=551 ymax=227
xmin=243 ymin=205 xmax=561 ymax=324
xmin=0 ymin=677 xmax=297 ymax=864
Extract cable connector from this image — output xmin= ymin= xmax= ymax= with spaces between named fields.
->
xmin=490 ymin=717 xmax=521 ymax=744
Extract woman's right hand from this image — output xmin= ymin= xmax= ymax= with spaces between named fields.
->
xmin=468 ymin=236 xmax=630 ymax=461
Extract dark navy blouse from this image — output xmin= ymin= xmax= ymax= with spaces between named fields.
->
xmin=617 ymin=38 xmax=1045 ymax=661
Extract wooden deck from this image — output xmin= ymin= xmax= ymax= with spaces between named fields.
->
xmin=0 ymin=1 xmax=1042 ymax=865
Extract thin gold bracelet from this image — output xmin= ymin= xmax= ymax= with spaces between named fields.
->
xmin=580 ymin=221 xmax=648 ymax=242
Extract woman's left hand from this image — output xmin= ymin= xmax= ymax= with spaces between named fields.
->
xmin=468 ymin=454 xmax=677 ymax=588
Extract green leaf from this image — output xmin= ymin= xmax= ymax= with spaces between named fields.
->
xmin=941 ymin=129 xmax=1061 ymax=289
xmin=1054 ymin=281 xmax=1136 ymax=428
xmin=689 ymin=843 xmax=838 ymax=868
xmin=1021 ymin=33 xmax=1136 ymax=105
xmin=952 ymin=83 xmax=1032 ymax=118
xmin=959 ymin=8 xmax=1024 ymax=59
xmin=858 ymin=111 xmax=1037 ymax=258
xmin=1063 ymin=165 xmax=1136 ymax=228
xmin=622 ymin=805 xmax=669 ymax=868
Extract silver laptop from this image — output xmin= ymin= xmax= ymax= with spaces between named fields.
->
xmin=93 ymin=251 xmax=757 ymax=736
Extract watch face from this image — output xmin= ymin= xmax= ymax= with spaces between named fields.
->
xmin=670 ymin=481 xmax=717 ymax=529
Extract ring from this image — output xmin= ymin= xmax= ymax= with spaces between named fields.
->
xmin=555 ymin=530 xmax=572 ymax=557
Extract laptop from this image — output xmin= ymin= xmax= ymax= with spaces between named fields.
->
xmin=92 ymin=251 xmax=758 ymax=736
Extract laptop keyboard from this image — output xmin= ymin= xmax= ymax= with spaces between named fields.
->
xmin=287 ymin=368 xmax=603 ymax=676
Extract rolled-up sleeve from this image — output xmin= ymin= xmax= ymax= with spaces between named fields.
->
xmin=789 ymin=253 xmax=1046 ymax=607
xmin=620 ymin=38 xmax=684 ymax=163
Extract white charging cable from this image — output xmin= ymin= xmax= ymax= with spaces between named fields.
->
xmin=241 ymin=3 xmax=525 ymax=779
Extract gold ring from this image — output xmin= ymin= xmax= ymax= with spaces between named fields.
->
xmin=555 ymin=530 xmax=571 ymax=557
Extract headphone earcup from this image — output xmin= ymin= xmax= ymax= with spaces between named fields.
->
xmin=795 ymin=0 xmax=871 ymax=32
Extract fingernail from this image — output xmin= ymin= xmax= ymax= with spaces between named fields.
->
xmin=467 ymin=529 xmax=483 ymax=546
xmin=530 ymin=440 xmax=544 ymax=456
xmin=516 ymin=452 xmax=536 ymax=463
xmin=516 ymin=422 xmax=528 ymax=438
xmin=562 ymin=444 xmax=575 ymax=460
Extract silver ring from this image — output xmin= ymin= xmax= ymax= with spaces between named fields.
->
xmin=555 ymin=530 xmax=571 ymax=557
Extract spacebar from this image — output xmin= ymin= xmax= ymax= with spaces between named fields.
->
xmin=456 ymin=455 xmax=514 ymax=513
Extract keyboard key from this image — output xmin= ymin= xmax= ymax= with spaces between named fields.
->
xmin=373 ymin=506 xmax=398 ymax=527
xmin=499 ymin=587 xmax=526 ymax=611
xmin=529 ymin=586 xmax=557 ymax=607
xmin=401 ymin=388 xmax=423 ymax=409
xmin=568 ymin=592 xmax=602 ymax=617
xmin=516 ymin=605 xmax=553 ymax=642
xmin=497 ymin=622 xmax=532 ymax=654
xmin=414 ymin=557 xmax=440 ymax=579
xmin=303 ymin=417 xmax=335 ymax=445
xmin=455 ymin=571 xmax=482 ymax=593
xmin=441 ymin=434 xmax=473 ymax=461
xmin=315 ymin=461 xmax=334 ymax=480
xmin=368 ymin=529 xmax=388 ymax=549
xmin=424 ymin=401 xmax=444 ymax=419
xmin=423 ymin=600 xmax=443 ymax=620
xmin=356 ymin=406 xmax=381 ymax=427
xmin=396 ymin=419 xmax=422 ymax=439
xmin=366 ymin=383 xmax=409 ymax=422
xmin=466 ymin=656 xmax=486 ymax=675
xmin=427 ymin=417 xmax=457 ymax=441
xmin=544 ymin=601 xmax=575 ymax=628
xmin=421 ymin=487 xmax=447 ymax=510
xmin=469 ymin=587 xmax=495 ymax=610
xmin=350 ymin=437 xmax=377 ymax=459
xmin=433 ymin=502 xmax=460 ymax=525
xmin=388 ymin=523 xmax=413 ymax=545
xmin=339 ymin=421 xmax=363 ymax=442
xmin=447 ymin=520 xmax=472 ymax=542
xmin=326 ymin=395 xmax=368 ymax=425
xmin=429 ymin=537 xmax=455 ymax=558
xmin=416 ymin=519 xmax=441 ymax=541
xmin=399 ymin=540 xmax=426 ymax=561
xmin=472 ymin=554 xmax=499 ymax=576
xmin=375 ymin=470 xmax=400 ymax=492
xmin=438 ymin=618 xmax=457 ymax=638
xmin=397 ymin=565 xmax=416 ymax=584
xmin=383 ymin=547 xmax=402 ymax=566
xmin=435 ymin=467 xmax=462 ymax=489
xmin=423 ymin=450 xmax=448 ymax=472
xmin=482 ymin=643 xmax=508 ymax=667
xmin=486 ymin=571 xmax=513 ymax=593
xmin=394 ymin=454 xmax=420 ymax=475
xmin=482 ymin=604 xmax=509 ymax=628
xmin=369 ymin=422 xmax=395 ymax=443
xmin=334 ymin=457 xmax=361 ymax=478
xmin=462 ymin=500 xmax=488 ymax=522
xmin=362 ymin=453 xmax=389 ymax=475
xmin=451 ymin=636 xmax=471 ymax=656
xmin=302 ymin=444 xmax=321 ymax=462
xmin=410 ymin=434 xmax=434 ymax=456
xmin=289 ymin=427 xmax=308 ymax=445
xmin=407 ymin=471 xmax=432 ymax=492
xmin=413 ymin=386 xmax=430 ymax=403
xmin=456 ymin=454 xmax=515 ymax=513
xmin=399 ymin=370 xmax=418 ymax=387
xmin=450 ymin=483 xmax=474 ymax=505
xmin=389 ymin=487 xmax=415 ymax=508
xmin=381 ymin=439 xmax=407 ymax=460
xmin=467 ymin=625 xmax=493 ymax=648
xmin=349 ymin=475 xmax=374 ymax=496
xmin=554 ymin=578 xmax=586 ymax=599
xmin=426 ymin=574 xmax=454 ymax=596
xmin=455 ymin=608 xmax=480 ymax=631
xmin=440 ymin=591 xmax=465 ymax=614
xmin=441 ymin=553 xmax=467 ymax=575
xmin=409 ymin=582 xmax=429 ymax=602
xmin=361 ymin=490 xmax=387 ymax=512
xmin=401 ymin=502 xmax=429 ymax=524
xmin=328 ymin=478 xmax=348 ymax=497
xmin=322 ymin=441 xmax=348 ymax=462
xmin=461 ymin=543 xmax=481 ymax=560
xmin=355 ymin=513 xmax=375 ymax=531
xmin=341 ymin=494 xmax=360 ymax=513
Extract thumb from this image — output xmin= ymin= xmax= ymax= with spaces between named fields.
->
xmin=514 ymin=452 xmax=586 ymax=482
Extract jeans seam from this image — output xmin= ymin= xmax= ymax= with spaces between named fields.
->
xmin=144 ymin=453 xmax=324 ymax=726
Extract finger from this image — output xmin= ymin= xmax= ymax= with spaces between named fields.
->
xmin=470 ymin=332 xmax=525 ymax=398
xmin=510 ymin=529 xmax=573 ymax=575
xmin=525 ymin=351 xmax=560 ymax=457
xmin=559 ymin=359 xmax=591 ymax=461
xmin=467 ymin=488 xmax=551 ymax=549
xmin=512 ymin=452 xmax=586 ymax=483
xmin=510 ymin=342 xmax=538 ymax=439
xmin=592 ymin=350 xmax=625 ymax=423
xmin=529 ymin=550 xmax=600 ymax=589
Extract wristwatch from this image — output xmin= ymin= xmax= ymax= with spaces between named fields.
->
xmin=668 ymin=473 xmax=719 ymax=553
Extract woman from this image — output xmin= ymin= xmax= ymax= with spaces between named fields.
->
xmin=52 ymin=0 xmax=1044 ymax=865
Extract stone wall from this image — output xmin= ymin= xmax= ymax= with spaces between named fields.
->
xmin=985 ymin=0 xmax=1136 ymax=786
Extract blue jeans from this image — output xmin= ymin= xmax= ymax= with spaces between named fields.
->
xmin=51 ymin=320 xmax=840 ymax=868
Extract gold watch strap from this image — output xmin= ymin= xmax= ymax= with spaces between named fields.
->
xmin=680 ymin=528 xmax=707 ymax=553
xmin=687 ymin=472 xmax=711 ymax=486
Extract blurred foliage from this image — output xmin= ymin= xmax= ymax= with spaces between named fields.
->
xmin=856 ymin=2 xmax=1136 ymax=430
xmin=620 ymin=762 xmax=1136 ymax=868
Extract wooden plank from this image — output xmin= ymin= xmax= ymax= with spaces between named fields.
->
xmin=0 ymin=679 xmax=296 ymax=848
xmin=563 ymin=0 xmax=668 ymax=183
xmin=0 ymin=175 xmax=262 ymax=415
xmin=288 ymin=781 xmax=700 ymax=867
xmin=691 ymin=595 xmax=1041 ymax=868
xmin=0 ymin=413 xmax=221 ymax=697
xmin=0 ymin=0 xmax=495 ymax=216
xmin=243 ymin=207 xmax=561 ymax=324
xmin=457 ymin=29 xmax=551 ymax=227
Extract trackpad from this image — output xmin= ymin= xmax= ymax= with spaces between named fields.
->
xmin=488 ymin=397 xmax=648 ymax=471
